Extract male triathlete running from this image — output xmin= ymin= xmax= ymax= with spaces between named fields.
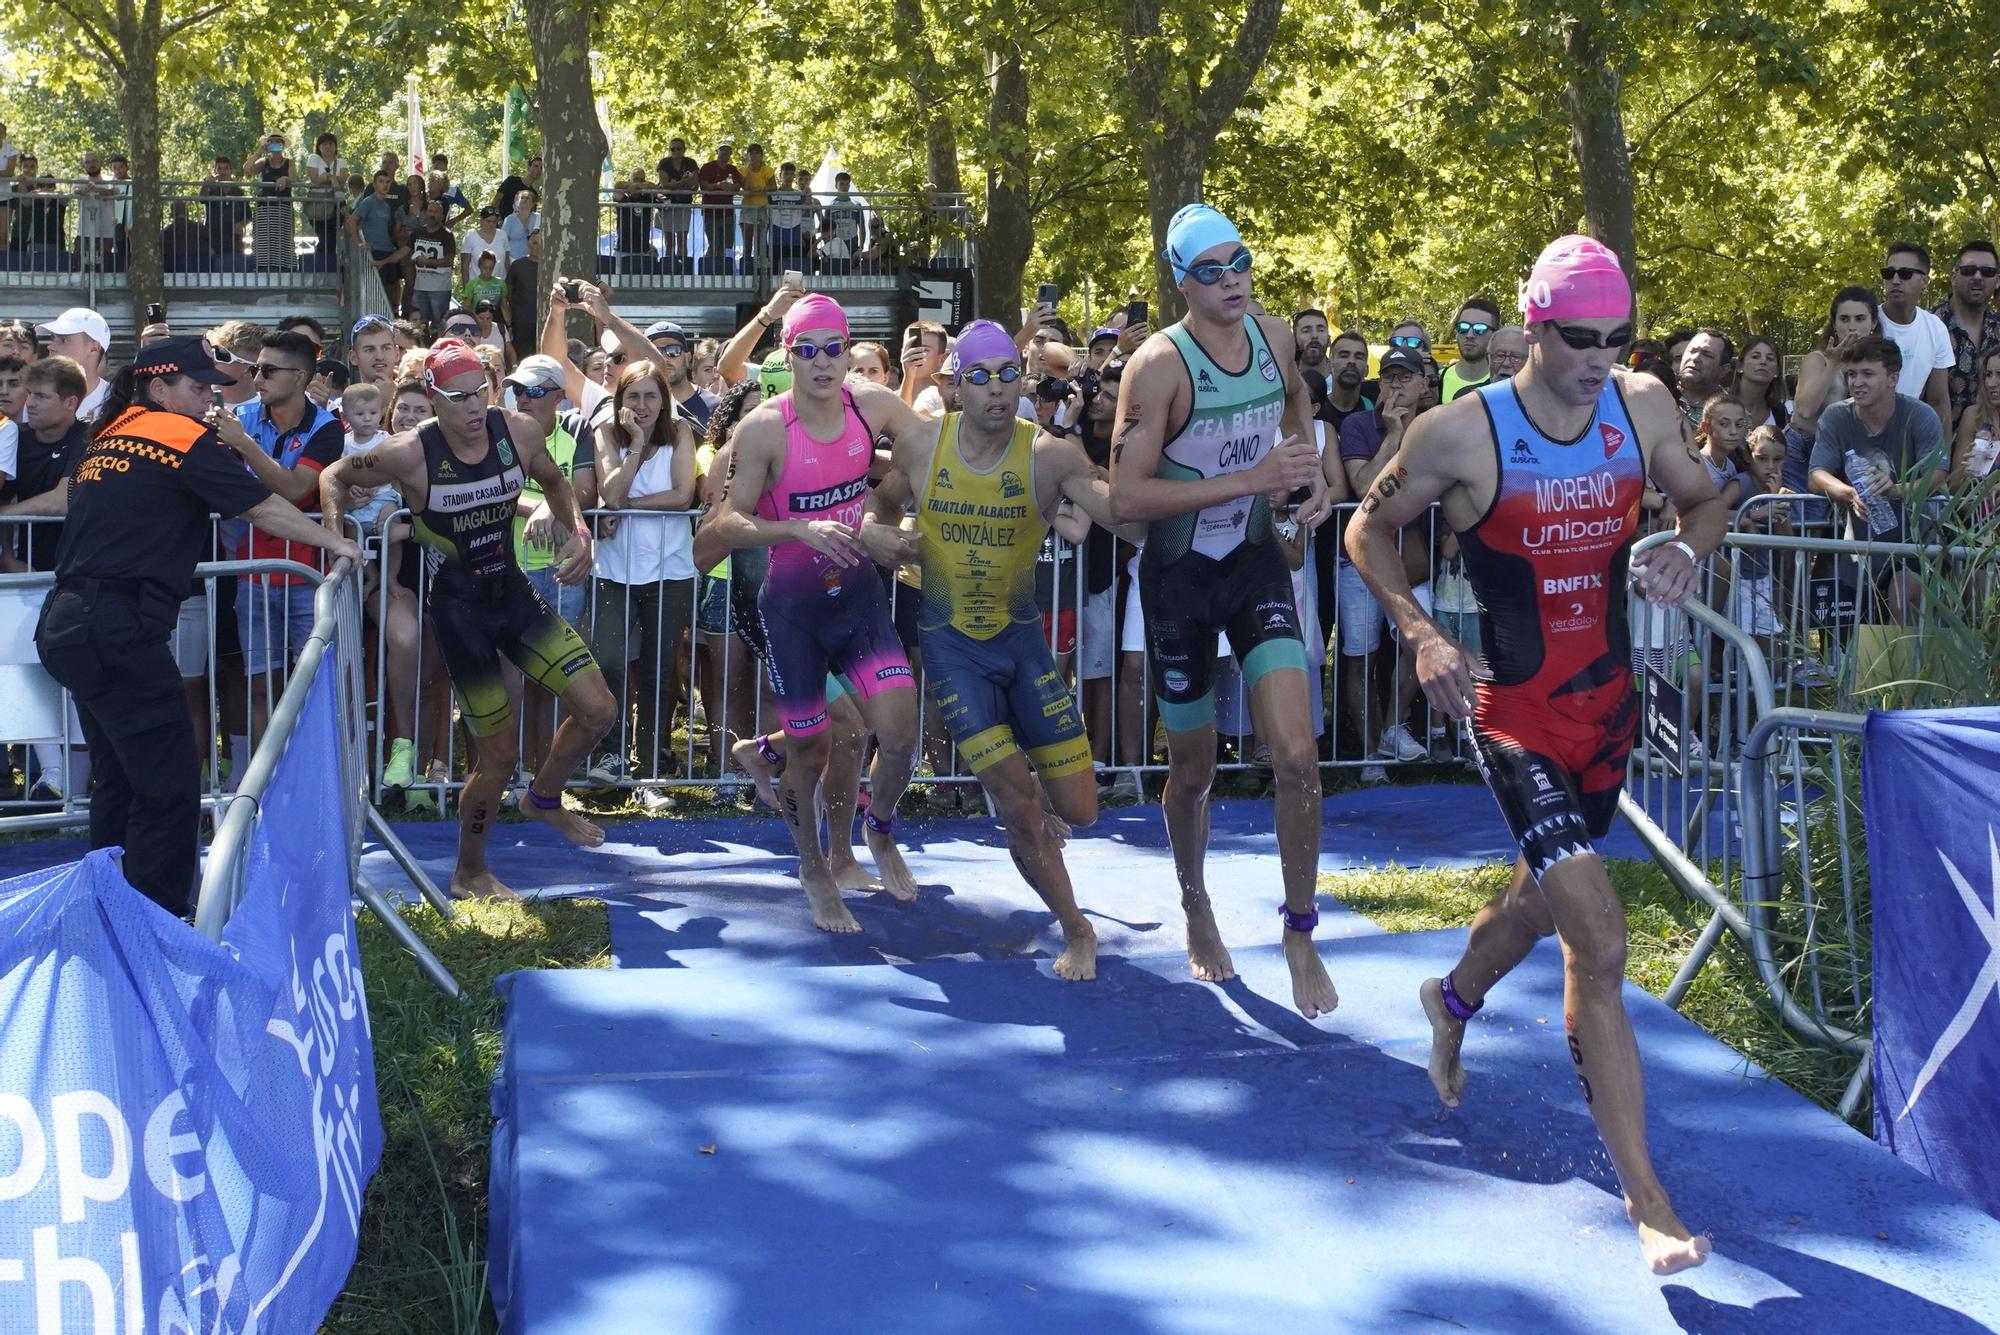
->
xmin=1346 ymin=235 xmax=1724 ymax=1275
xmin=867 ymin=320 xmax=1137 ymax=981
xmin=320 ymin=340 xmax=616 ymax=900
xmin=704 ymin=295 xmax=924 ymax=932
xmin=1110 ymin=203 xmax=1346 ymax=1019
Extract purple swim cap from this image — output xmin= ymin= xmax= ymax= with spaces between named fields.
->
xmin=953 ymin=319 xmax=1020 ymax=381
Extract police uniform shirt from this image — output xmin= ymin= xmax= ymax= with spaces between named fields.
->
xmin=53 ymin=407 xmax=271 ymax=598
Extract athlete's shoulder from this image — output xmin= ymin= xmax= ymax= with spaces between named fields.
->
xmin=1399 ymin=390 xmax=1496 ymax=481
xmin=1611 ymin=368 xmax=1685 ymax=445
xmin=1250 ymin=311 xmax=1294 ymax=350
xmin=848 ymin=380 xmax=918 ymax=434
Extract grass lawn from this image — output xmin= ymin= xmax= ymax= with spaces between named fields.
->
xmin=328 ymin=803 xmax=1856 ymax=1331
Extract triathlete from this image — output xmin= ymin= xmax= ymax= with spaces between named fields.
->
xmin=1345 ymin=235 xmax=1725 ymax=1275
xmin=867 ymin=320 xmax=1138 ymax=981
xmin=319 ymin=339 xmax=615 ymax=900
xmin=703 ymin=295 xmax=923 ymax=931
xmin=1109 ymin=203 xmax=1346 ymax=1019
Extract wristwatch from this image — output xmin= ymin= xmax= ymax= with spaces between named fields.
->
xmin=1046 ymin=422 xmax=1072 ymax=438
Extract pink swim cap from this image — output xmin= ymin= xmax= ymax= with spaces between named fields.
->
xmin=952 ymin=319 xmax=1019 ymax=381
xmin=781 ymin=293 xmax=849 ymax=347
xmin=1520 ymin=235 xmax=1631 ymax=323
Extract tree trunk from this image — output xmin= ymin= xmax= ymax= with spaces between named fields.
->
xmin=976 ymin=26 xmax=1032 ymax=328
xmin=1564 ymin=18 xmax=1638 ymax=286
xmin=523 ymin=0 xmax=607 ymax=339
xmin=1142 ymin=137 xmax=1207 ymax=326
xmin=122 ymin=31 xmax=164 ymax=336
xmin=893 ymin=0 xmax=964 ymax=197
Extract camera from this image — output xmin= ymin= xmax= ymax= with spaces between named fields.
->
xmin=1075 ymin=367 xmax=1101 ymax=401
xmin=1037 ymin=375 xmax=1072 ymax=404
xmin=146 ymin=302 xmax=165 ymax=323
xmin=561 ymin=279 xmax=582 ymax=303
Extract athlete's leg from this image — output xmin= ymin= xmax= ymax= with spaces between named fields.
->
xmin=852 ymin=682 xmax=922 ymax=901
xmin=1160 ymin=719 xmax=1232 ymax=982
xmin=1538 ymin=853 xmax=1710 ymax=1274
xmin=453 ymin=725 xmax=521 ymax=901
xmin=983 ymin=751 xmax=1096 ymax=980
xmin=518 ymin=665 xmax=615 ymax=849
xmin=1246 ymin=665 xmax=1336 ymax=1018
xmin=777 ymin=722 xmax=860 ymax=931
xmin=1420 ymin=855 xmax=1549 ymax=1107
xmin=823 ymin=691 xmax=881 ymax=891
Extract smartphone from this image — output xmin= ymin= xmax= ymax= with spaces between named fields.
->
xmin=561 ymin=279 xmax=582 ymax=303
xmin=782 ymin=269 xmax=803 ymax=290
xmin=1036 ymin=282 xmax=1059 ymax=306
xmin=1127 ymin=300 xmax=1147 ymax=326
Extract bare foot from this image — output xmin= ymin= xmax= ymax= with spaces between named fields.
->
xmin=864 ymin=824 xmax=920 ymax=903
xmin=518 ymin=790 xmax=606 ymax=848
xmin=1283 ymin=929 xmax=1338 ymax=1019
xmin=1418 ymin=977 xmax=1469 ymax=1108
xmin=802 ymin=870 xmax=862 ymax=933
xmin=1185 ymin=897 xmax=1236 ymax=982
xmin=1628 ymin=1197 xmax=1713 ymax=1275
xmin=449 ymin=868 xmax=522 ymax=902
xmin=830 ymin=856 xmax=883 ymax=892
xmin=1052 ymin=922 xmax=1098 ymax=981
xmin=731 ymin=737 xmax=782 ymax=810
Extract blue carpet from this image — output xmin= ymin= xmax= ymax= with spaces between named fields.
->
xmin=488 ymin=930 xmax=2000 ymax=1334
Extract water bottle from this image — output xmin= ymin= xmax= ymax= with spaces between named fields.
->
xmin=1966 ymin=429 xmax=1999 ymax=480
xmin=1844 ymin=450 xmax=1897 ymax=536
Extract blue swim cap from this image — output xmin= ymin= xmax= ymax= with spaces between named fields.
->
xmin=1162 ymin=203 xmax=1243 ymax=282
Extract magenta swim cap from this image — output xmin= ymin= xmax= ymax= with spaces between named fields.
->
xmin=953 ymin=319 xmax=1019 ymax=381
xmin=781 ymin=293 xmax=849 ymax=346
xmin=1520 ymin=235 xmax=1631 ymax=323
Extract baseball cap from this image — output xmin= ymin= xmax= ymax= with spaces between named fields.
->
xmin=131 ymin=335 xmax=232 ymax=386
xmin=36 ymin=307 xmax=111 ymax=351
xmin=643 ymin=321 xmax=688 ymax=344
xmin=505 ymin=354 xmax=568 ymax=393
xmin=1378 ymin=346 xmax=1426 ymax=378
xmin=1088 ymin=326 xmax=1120 ymax=347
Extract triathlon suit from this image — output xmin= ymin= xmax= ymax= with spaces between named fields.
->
xmin=1457 ymin=376 xmax=1646 ymax=878
xmin=411 ymin=410 xmax=596 ymax=736
xmin=913 ymin=414 xmax=1092 ymax=778
xmin=755 ymin=389 xmax=913 ymax=736
xmin=1139 ymin=316 xmax=1307 ymax=729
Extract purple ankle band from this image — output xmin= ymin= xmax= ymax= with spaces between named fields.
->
xmin=757 ymin=736 xmax=784 ymax=768
xmin=523 ymin=787 xmax=561 ymax=811
xmin=1280 ymin=904 xmax=1319 ymax=934
xmin=1440 ymin=972 xmax=1482 ymax=1021
xmin=864 ymin=809 xmax=895 ymax=835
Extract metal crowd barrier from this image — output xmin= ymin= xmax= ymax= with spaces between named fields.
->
xmin=0 ymin=547 xmax=460 ymax=996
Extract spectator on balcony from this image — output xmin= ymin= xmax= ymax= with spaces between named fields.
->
xmin=736 ymin=144 xmax=775 ymax=274
xmin=428 ymin=151 xmax=472 ymax=228
xmin=502 ymin=186 xmax=539 ymax=259
xmin=160 ymin=200 xmax=205 ymax=271
xmin=106 ymin=154 xmax=131 ymax=268
xmin=200 ymin=154 xmax=249 ymax=261
xmin=697 ymin=143 xmax=741 ymax=275
xmin=36 ymin=308 xmax=110 ymax=422
xmin=614 ymin=167 xmax=658 ymax=271
xmin=459 ymin=205 xmax=510 ymax=288
xmin=819 ymin=171 xmax=865 ymax=276
xmin=495 ymin=153 xmax=542 ymax=220
xmin=9 ymin=155 xmax=63 ymax=258
xmin=348 ymin=172 xmax=407 ymax=310
xmin=767 ymin=161 xmax=813 ymax=276
xmin=408 ymin=198 xmax=458 ymax=329
xmin=73 ymin=151 xmax=117 ymax=271
xmin=378 ymin=152 xmax=409 ymax=213
xmin=303 ymin=132 xmax=347 ymax=257
xmin=249 ymin=134 xmax=295 ymax=269
xmin=657 ymin=139 xmax=699 ymax=270
xmin=0 ymin=121 xmax=16 ymax=255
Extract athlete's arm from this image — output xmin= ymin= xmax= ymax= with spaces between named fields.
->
xmin=856 ymin=415 xmax=929 ymax=566
xmin=1039 ymin=432 xmax=1143 ymax=541
xmin=245 ymin=494 xmax=361 ymax=564
xmin=1345 ymin=405 xmax=1478 ymax=720
xmin=319 ymin=431 xmax=422 ymax=538
xmin=707 ymin=406 xmax=863 ymax=565
xmin=1107 ymin=336 xmax=1318 ymax=524
xmin=1626 ymin=373 xmax=1728 ymax=608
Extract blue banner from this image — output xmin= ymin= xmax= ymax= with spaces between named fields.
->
xmin=1863 ymin=707 xmax=2000 ymax=1218
xmin=0 ymin=652 xmax=380 ymax=1331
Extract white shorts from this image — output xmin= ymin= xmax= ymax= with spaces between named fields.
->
xmin=1079 ymin=584 xmax=1115 ymax=680
xmin=170 ymin=595 xmax=209 ymax=679
xmin=1120 ymin=553 xmax=1147 ymax=654
xmin=1730 ymin=573 xmax=1778 ymax=638
xmin=1336 ymin=563 xmax=1431 ymax=657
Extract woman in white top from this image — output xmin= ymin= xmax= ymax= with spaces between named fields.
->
xmin=577 ymin=360 xmax=697 ymax=783
xmin=303 ymin=132 xmax=348 ymax=259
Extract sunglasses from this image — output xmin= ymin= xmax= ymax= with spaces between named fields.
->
xmin=352 ymin=315 xmax=392 ymax=336
xmin=963 ymin=365 xmax=1022 ymax=385
xmin=653 ymin=342 xmax=688 ymax=356
xmin=1957 ymin=264 xmax=1999 ymax=279
xmin=510 ymin=382 xmax=561 ymax=399
xmin=1880 ymin=266 xmax=1928 ymax=281
xmin=250 ymin=364 xmax=306 ymax=379
xmin=444 ymin=324 xmax=478 ymax=336
xmin=608 ymin=353 xmax=629 ymax=366
xmin=1455 ymin=321 xmax=1493 ymax=336
xmin=790 ymin=338 xmax=847 ymax=361
xmin=208 ymin=344 xmax=243 ymax=366
xmin=1389 ymin=335 xmax=1427 ymax=349
xmin=1546 ymin=321 xmax=1635 ymax=350
xmin=1185 ymin=247 xmax=1253 ymax=286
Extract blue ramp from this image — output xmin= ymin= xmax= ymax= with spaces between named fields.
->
xmin=488 ymin=931 xmax=2000 ymax=1334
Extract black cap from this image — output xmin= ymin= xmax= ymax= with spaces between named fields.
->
xmin=132 ymin=335 xmax=232 ymax=385
xmin=1378 ymin=346 xmax=1426 ymax=378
